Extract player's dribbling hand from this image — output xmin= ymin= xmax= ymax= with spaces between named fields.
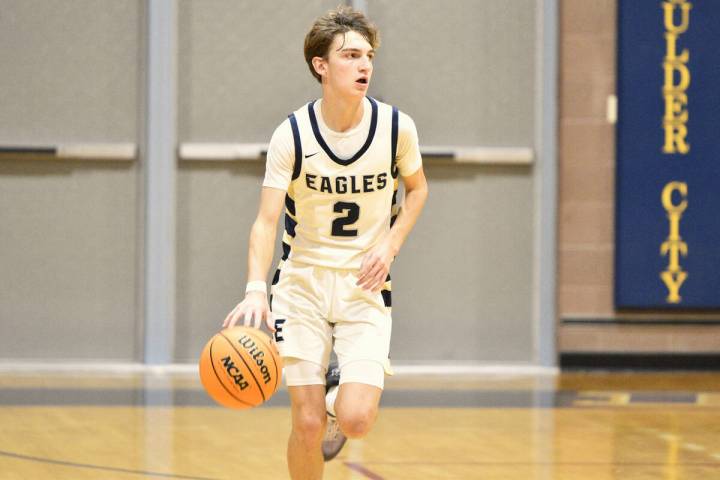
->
xmin=222 ymin=292 xmax=275 ymax=332
xmin=357 ymin=239 xmax=397 ymax=292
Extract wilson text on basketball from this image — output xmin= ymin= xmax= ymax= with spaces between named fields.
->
xmin=239 ymin=335 xmax=272 ymax=384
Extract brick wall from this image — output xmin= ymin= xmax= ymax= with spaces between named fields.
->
xmin=557 ymin=0 xmax=720 ymax=353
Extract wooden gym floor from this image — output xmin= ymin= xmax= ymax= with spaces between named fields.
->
xmin=0 ymin=370 xmax=719 ymax=479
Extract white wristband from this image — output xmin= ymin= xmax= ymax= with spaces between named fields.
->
xmin=245 ymin=280 xmax=267 ymax=295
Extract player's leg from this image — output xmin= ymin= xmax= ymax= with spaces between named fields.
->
xmin=324 ymin=269 xmax=392 ymax=452
xmin=321 ymin=360 xmax=384 ymax=460
xmin=287 ymin=381 xmax=327 ymax=480
xmin=321 ymin=364 xmax=344 ymax=461
xmin=334 ymin=360 xmax=384 ymax=437
xmin=270 ymin=259 xmax=334 ymax=477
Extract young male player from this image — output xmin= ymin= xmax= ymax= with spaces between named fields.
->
xmin=223 ymin=6 xmax=428 ymax=479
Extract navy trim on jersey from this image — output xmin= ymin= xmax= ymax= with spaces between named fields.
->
xmin=281 ymin=241 xmax=291 ymax=261
xmin=307 ymin=96 xmax=378 ymax=166
xmin=391 ymin=106 xmax=399 ymax=178
xmin=381 ymin=274 xmax=391 ymax=307
xmin=381 ymin=289 xmax=392 ymax=308
xmin=285 ymin=195 xmax=296 ymax=216
xmin=285 ymin=215 xmax=297 ymax=238
xmin=288 ymin=113 xmax=302 ymax=180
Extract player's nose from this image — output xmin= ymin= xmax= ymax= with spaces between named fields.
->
xmin=359 ymin=56 xmax=372 ymax=72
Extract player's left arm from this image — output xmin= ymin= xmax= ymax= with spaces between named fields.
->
xmin=358 ymin=112 xmax=428 ymax=292
xmin=357 ymin=167 xmax=429 ymax=292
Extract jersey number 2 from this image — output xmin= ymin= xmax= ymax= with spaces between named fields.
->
xmin=331 ymin=202 xmax=359 ymax=237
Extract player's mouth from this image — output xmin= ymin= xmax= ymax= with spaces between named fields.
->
xmin=355 ymin=77 xmax=369 ymax=86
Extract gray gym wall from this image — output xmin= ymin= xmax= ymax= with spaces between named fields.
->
xmin=0 ymin=0 xmax=142 ymax=360
xmin=0 ymin=0 xmax=552 ymax=366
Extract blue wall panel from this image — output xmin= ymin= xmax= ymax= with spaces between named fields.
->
xmin=616 ymin=0 xmax=720 ymax=308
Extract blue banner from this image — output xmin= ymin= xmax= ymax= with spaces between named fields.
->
xmin=616 ymin=0 xmax=720 ymax=308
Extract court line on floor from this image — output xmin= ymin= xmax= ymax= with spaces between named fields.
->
xmin=344 ymin=461 xmax=385 ymax=479
xmin=355 ymin=461 xmax=720 ymax=466
xmin=0 ymin=449 xmax=219 ymax=480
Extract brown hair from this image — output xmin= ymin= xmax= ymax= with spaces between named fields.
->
xmin=304 ymin=6 xmax=380 ymax=83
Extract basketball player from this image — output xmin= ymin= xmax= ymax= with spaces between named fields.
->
xmin=223 ymin=6 xmax=428 ymax=479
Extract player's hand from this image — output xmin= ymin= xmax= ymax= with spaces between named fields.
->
xmin=357 ymin=239 xmax=397 ymax=292
xmin=222 ymin=292 xmax=275 ymax=331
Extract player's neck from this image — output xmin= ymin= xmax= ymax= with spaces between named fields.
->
xmin=319 ymin=90 xmax=365 ymax=133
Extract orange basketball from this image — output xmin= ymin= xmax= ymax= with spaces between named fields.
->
xmin=199 ymin=326 xmax=283 ymax=409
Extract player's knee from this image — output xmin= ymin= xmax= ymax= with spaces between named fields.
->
xmin=292 ymin=408 xmax=327 ymax=445
xmin=338 ymin=406 xmax=377 ymax=438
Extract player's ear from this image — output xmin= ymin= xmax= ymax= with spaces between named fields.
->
xmin=312 ymin=56 xmax=327 ymax=79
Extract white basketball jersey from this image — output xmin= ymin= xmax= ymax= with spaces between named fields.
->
xmin=279 ymin=97 xmax=400 ymax=270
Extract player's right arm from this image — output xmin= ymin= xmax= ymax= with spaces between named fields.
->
xmin=223 ymin=186 xmax=286 ymax=331
xmin=223 ymin=119 xmax=294 ymax=332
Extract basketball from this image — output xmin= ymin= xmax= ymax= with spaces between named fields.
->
xmin=199 ymin=326 xmax=283 ymax=409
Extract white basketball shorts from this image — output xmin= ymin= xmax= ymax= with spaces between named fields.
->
xmin=270 ymin=258 xmax=393 ymax=387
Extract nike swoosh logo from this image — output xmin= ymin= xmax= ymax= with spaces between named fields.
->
xmin=304 ymin=152 xmax=319 ymax=158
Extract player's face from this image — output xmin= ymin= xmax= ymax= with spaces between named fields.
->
xmin=322 ymin=30 xmax=374 ymax=97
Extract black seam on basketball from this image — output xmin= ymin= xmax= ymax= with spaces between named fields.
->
xmin=248 ymin=331 xmax=280 ymax=394
xmin=219 ymin=332 xmax=266 ymax=403
xmin=208 ymin=340 xmax=254 ymax=408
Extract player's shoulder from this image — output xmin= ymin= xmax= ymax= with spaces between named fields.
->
xmin=397 ymin=110 xmax=417 ymax=132
xmin=370 ymin=97 xmax=400 ymax=116
xmin=268 ymin=100 xmax=317 ymax=156
xmin=268 ymin=115 xmax=297 ymax=158
xmin=371 ymin=98 xmax=417 ymax=134
xmin=370 ymin=97 xmax=408 ymax=114
xmin=396 ymin=110 xmax=418 ymax=142
xmin=270 ymin=117 xmax=293 ymax=144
